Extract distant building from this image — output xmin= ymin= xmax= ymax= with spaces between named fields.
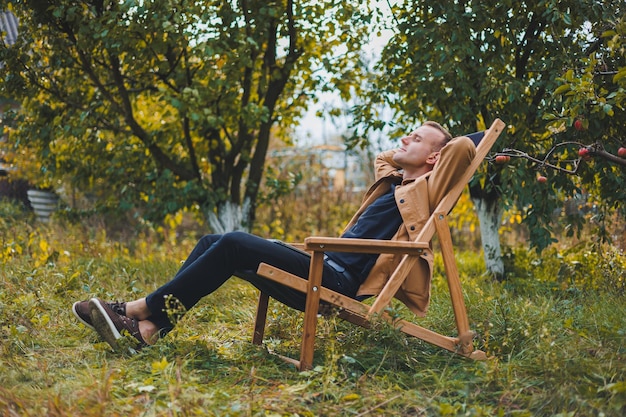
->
xmin=270 ymin=144 xmax=372 ymax=192
xmin=0 ymin=11 xmax=18 ymax=46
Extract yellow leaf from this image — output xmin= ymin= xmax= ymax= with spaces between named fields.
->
xmin=151 ymin=357 xmax=169 ymax=374
xmin=342 ymin=393 xmax=361 ymax=401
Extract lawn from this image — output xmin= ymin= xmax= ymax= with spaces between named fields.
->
xmin=1 ymin=201 xmax=625 ymax=416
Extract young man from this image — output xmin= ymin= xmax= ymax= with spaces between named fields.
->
xmin=72 ymin=121 xmax=476 ymax=351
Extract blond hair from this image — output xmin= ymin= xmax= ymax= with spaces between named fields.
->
xmin=423 ymin=121 xmax=453 ymax=150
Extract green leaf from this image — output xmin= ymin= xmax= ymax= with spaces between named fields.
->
xmin=553 ymin=84 xmax=571 ymax=95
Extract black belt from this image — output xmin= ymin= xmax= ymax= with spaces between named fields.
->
xmin=324 ymin=255 xmax=357 ymax=284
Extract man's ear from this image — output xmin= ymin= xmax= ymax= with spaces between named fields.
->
xmin=427 ymin=151 xmax=441 ymax=165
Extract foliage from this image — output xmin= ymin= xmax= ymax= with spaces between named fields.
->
xmin=1 ymin=200 xmax=626 ymax=416
xmin=254 ymin=185 xmax=360 ymax=243
xmin=550 ymin=12 xmax=626 ymax=231
xmin=353 ymin=0 xmax=626 ymax=253
xmin=253 ymin=149 xmax=365 ymax=241
xmin=0 ymin=0 xmax=374 ymax=229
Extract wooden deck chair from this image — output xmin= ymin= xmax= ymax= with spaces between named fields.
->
xmin=253 ymin=118 xmax=506 ymax=370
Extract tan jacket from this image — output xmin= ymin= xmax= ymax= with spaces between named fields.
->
xmin=348 ymin=136 xmax=476 ymax=316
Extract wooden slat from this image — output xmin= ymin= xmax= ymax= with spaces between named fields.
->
xmin=274 ymin=353 xmax=301 ymax=369
xmin=299 ymin=252 xmax=325 ymax=370
xmin=258 ymin=264 xmax=309 ymax=292
xmin=336 ymin=309 xmax=371 ymax=328
xmin=252 ymin=292 xmax=270 ymax=345
xmin=392 ymin=319 xmax=460 ymax=352
xmin=394 ymin=316 xmax=485 ymax=359
xmin=305 ymin=237 xmax=429 ymax=255
xmin=434 ymin=212 xmax=470 ymax=335
xmin=434 ymin=212 xmax=473 ymax=352
xmin=257 ymin=263 xmax=370 ymax=316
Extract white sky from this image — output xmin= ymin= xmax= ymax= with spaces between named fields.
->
xmin=295 ymin=2 xmax=396 ymax=147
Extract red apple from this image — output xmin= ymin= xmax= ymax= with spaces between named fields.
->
xmin=574 ymin=119 xmax=585 ymax=131
xmin=537 ymin=175 xmax=547 ymax=183
xmin=618 ymin=147 xmax=626 ymax=158
xmin=495 ymin=155 xmax=511 ymax=164
xmin=578 ymin=147 xmax=591 ymax=160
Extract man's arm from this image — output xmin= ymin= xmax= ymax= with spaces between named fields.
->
xmin=375 ymin=149 xmax=403 ymax=181
xmin=427 ymin=136 xmax=476 ymax=212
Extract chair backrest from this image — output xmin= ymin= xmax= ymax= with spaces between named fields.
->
xmin=415 ymin=120 xmax=504 ymax=242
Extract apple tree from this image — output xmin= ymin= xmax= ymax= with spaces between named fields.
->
xmin=351 ymin=0 xmax=625 ymax=278
xmin=547 ymin=12 xmax=626 ymax=243
xmin=0 ymin=0 xmax=372 ymax=231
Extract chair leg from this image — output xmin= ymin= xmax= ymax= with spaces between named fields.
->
xmin=299 ymin=252 xmax=325 ymax=371
xmin=434 ymin=212 xmax=474 ymax=354
xmin=253 ymin=291 xmax=270 ymax=345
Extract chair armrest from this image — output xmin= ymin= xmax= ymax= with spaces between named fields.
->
xmin=304 ymin=237 xmax=428 ymax=256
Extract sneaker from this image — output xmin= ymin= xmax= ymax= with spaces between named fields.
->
xmin=88 ymin=298 xmax=148 ymax=351
xmin=72 ymin=300 xmax=127 ymax=330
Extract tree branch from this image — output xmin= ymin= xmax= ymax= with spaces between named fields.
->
xmin=492 ymin=141 xmax=626 ymax=175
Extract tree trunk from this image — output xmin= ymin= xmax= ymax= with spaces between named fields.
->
xmin=471 ymin=196 xmax=505 ymax=280
xmin=207 ymin=199 xmax=252 ymax=234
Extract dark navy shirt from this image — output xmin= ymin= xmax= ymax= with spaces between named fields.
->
xmin=326 ymin=181 xmax=403 ymax=282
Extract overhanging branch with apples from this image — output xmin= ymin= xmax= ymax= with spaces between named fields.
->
xmin=489 ymin=141 xmax=626 ymax=179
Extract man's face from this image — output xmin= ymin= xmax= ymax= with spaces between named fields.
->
xmin=392 ymin=125 xmax=445 ymax=172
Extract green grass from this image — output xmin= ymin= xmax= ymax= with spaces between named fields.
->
xmin=1 ymin=201 xmax=625 ymax=416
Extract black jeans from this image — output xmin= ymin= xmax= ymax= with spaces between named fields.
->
xmin=145 ymin=231 xmax=361 ymax=330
